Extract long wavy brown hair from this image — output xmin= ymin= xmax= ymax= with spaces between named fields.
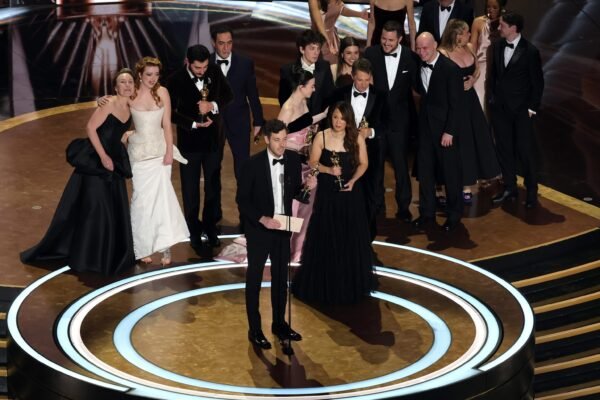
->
xmin=133 ymin=56 xmax=162 ymax=105
xmin=329 ymin=101 xmax=359 ymax=170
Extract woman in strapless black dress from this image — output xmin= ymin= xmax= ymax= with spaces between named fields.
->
xmin=292 ymin=102 xmax=377 ymax=305
xmin=20 ymin=69 xmax=136 ymax=275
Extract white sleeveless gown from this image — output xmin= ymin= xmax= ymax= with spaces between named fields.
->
xmin=128 ymin=108 xmax=189 ymax=259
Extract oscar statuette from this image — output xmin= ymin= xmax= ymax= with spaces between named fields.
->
xmin=330 ymin=151 xmax=344 ymax=191
xmin=294 ymin=165 xmax=319 ymax=204
xmin=197 ymin=77 xmax=211 ymax=124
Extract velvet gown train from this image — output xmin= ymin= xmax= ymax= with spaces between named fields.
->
xmin=20 ymin=114 xmax=135 ymax=275
xmin=292 ymin=136 xmax=377 ymax=305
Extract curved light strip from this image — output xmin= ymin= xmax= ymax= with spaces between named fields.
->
xmin=6 ymin=266 xmax=130 ymax=393
xmin=372 ymin=240 xmax=535 ymax=372
xmin=108 ymin=284 xmax=449 ymax=395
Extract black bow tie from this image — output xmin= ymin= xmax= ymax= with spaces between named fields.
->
xmin=505 ymin=42 xmax=515 ymax=49
xmin=193 ymin=76 xmax=204 ymax=83
xmin=272 ymin=158 xmax=284 ymax=166
xmin=422 ymin=62 xmax=434 ymax=70
xmin=353 ymin=91 xmax=367 ymax=98
xmin=216 ymin=59 xmax=229 ymax=66
xmin=440 ymin=5 xmax=451 ymax=12
xmin=384 ymin=52 xmax=398 ymax=57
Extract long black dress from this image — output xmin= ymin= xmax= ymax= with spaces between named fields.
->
xmin=292 ymin=134 xmax=377 ymax=305
xmin=20 ymin=114 xmax=135 ymax=275
xmin=370 ymin=6 xmax=407 ymax=46
xmin=458 ymin=64 xmax=501 ymax=186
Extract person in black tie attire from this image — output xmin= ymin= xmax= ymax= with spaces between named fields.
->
xmin=331 ymin=58 xmax=387 ymax=240
xmin=210 ymin=25 xmax=265 ymax=182
xmin=364 ymin=20 xmax=417 ymax=223
xmin=413 ymin=32 xmax=464 ymax=232
xmin=168 ymin=45 xmax=233 ymax=252
xmin=237 ymin=119 xmax=312 ymax=350
xmin=488 ymin=11 xmax=544 ymax=208
xmin=418 ymin=0 xmax=474 ymax=43
xmin=278 ymin=29 xmax=335 ymax=122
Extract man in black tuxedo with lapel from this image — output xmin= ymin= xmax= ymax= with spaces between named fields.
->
xmin=488 ymin=11 xmax=544 ymax=208
xmin=413 ymin=32 xmax=464 ymax=232
xmin=210 ymin=25 xmax=265 ymax=182
xmin=331 ymin=58 xmax=386 ymax=240
xmin=237 ymin=119 xmax=311 ymax=350
xmin=278 ymin=29 xmax=334 ymax=121
xmin=169 ymin=45 xmax=232 ymax=252
xmin=364 ymin=20 xmax=417 ymax=223
xmin=418 ymin=0 xmax=474 ymax=43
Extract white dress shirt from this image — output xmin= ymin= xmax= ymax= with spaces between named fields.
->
xmin=420 ymin=52 xmax=440 ymax=93
xmin=301 ymin=58 xmax=315 ymax=74
xmin=504 ymin=34 xmax=521 ymax=67
xmin=384 ymin=45 xmax=401 ymax=90
xmin=438 ymin=1 xmax=455 ymax=38
xmin=350 ymin=85 xmax=375 ymax=139
xmin=216 ymin=54 xmax=232 ymax=76
xmin=267 ymin=150 xmax=285 ymax=215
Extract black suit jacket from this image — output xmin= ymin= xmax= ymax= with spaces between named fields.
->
xmin=331 ymin=84 xmax=387 ymax=137
xmin=278 ymin=59 xmax=334 ymax=116
xmin=236 ymin=150 xmax=303 ymax=239
xmin=415 ymin=54 xmax=463 ymax=138
xmin=364 ymin=44 xmax=416 ymax=132
xmin=418 ymin=0 xmax=474 ymax=43
xmin=487 ymin=37 xmax=544 ymax=114
xmin=168 ymin=64 xmax=233 ymax=152
xmin=209 ymin=52 xmax=264 ymax=134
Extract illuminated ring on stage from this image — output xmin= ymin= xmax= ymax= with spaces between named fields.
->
xmin=52 ymin=251 xmax=504 ymax=399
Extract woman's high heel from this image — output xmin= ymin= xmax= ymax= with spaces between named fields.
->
xmin=161 ymin=248 xmax=171 ymax=267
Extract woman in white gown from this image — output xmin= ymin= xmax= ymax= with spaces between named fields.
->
xmin=126 ymin=57 xmax=189 ymax=265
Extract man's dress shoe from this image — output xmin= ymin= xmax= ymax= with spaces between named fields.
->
xmin=442 ymin=219 xmax=460 ymax=232
xmin=206 ymin=233 xmax=221 ymax=248
xmin=272 ymin=323 xmax=302 ymax=341
xmin=248 ymin=330 xmax=272 ymax=349
xmin=525 ymin=199 xmax=538 ymax=209
xmin=492 ymin=189 xmax=518 ymax=204
xmin=395 ymin=210 xmax=413 ymax=223
xmin=412 ymin=216 xmax=434 ymax=230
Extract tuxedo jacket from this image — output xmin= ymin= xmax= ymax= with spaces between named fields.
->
xmin=415 ymin=54 xmax=463 ymax=139
xmin=209 ymin=52 xmax=264 ymax=134
xmin=418 ymin=0 xmax=474 ymax=43
xmin=236 ymin=149 xmax=303 ymax=239
xmin=487 ymin=37 xmax=544 ymax=114
xmin=331 ymin=84 xmax=387 ymax=138
xmin=168 ymin=64 xmax=233 ymax=152
xmin=364 ymin=44 xmax=416 ymax=132
xmin=278 ymin=59 xmax=334 ymax=116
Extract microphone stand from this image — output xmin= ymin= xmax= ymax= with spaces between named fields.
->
xmin=279 ymin=160 xmax=294 ymax=357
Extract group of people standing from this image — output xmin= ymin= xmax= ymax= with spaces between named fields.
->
xmin=20 ymin=0 xmax=544 ymax=352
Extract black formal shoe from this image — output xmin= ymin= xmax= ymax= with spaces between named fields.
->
xmin=395 ymin=210 xmax=413 ymax=223
xmin=412 ymin=216 xmax=434 ymax=230
xmin=248 ymin=330 xmax=272 ymax=349
xmin=492 ymin=189 xmax=518 ymax=204
xmin=525 ymin=199 xmax=538 ymax=209
xmin=442 ymin=219 xmax=460 ymax=232
xmin=206 ymin=232 xmax=221 ymax=248
xmin=272 ymin=323 xmax=302 ymax=341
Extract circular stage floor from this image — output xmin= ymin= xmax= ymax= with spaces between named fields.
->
xmin=9 ymin=239 xmax=534 ymax=400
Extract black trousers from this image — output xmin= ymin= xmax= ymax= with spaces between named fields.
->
xmin=417 ymin=124 xmax=463 ymax=222
xmin=490 ymin=106 xmax=538 ymax=197
xmin=380 ymin=128 xmax=412 ymax=214
xmin=245 ymin=230 xmax=290 ymax=332
xmin=365 ymin=137 xmax=381 ymax=240
xmin=179 ymin=150 xmax=221 ymax=243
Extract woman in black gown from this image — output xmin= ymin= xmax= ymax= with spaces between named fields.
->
xmin=439 ymin=19 xmax=501 ymax=203
xmin=20 ymin=69 xmax=136 ymax=275
xmin=292 ymin=101 xmax=377 ymax=305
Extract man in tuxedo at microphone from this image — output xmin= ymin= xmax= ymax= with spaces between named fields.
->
xmin=237 ymin=119 xmax=314 ymax=350
xmin=169 ymin=44 xmax=232 ymax=253
xmin=488 ymin=11 xmax=544 ymax=208
xmin=331 ymin=58 xmax=386 ymax=240
xmin=413 ymin=32 xmax=464 ymax=232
